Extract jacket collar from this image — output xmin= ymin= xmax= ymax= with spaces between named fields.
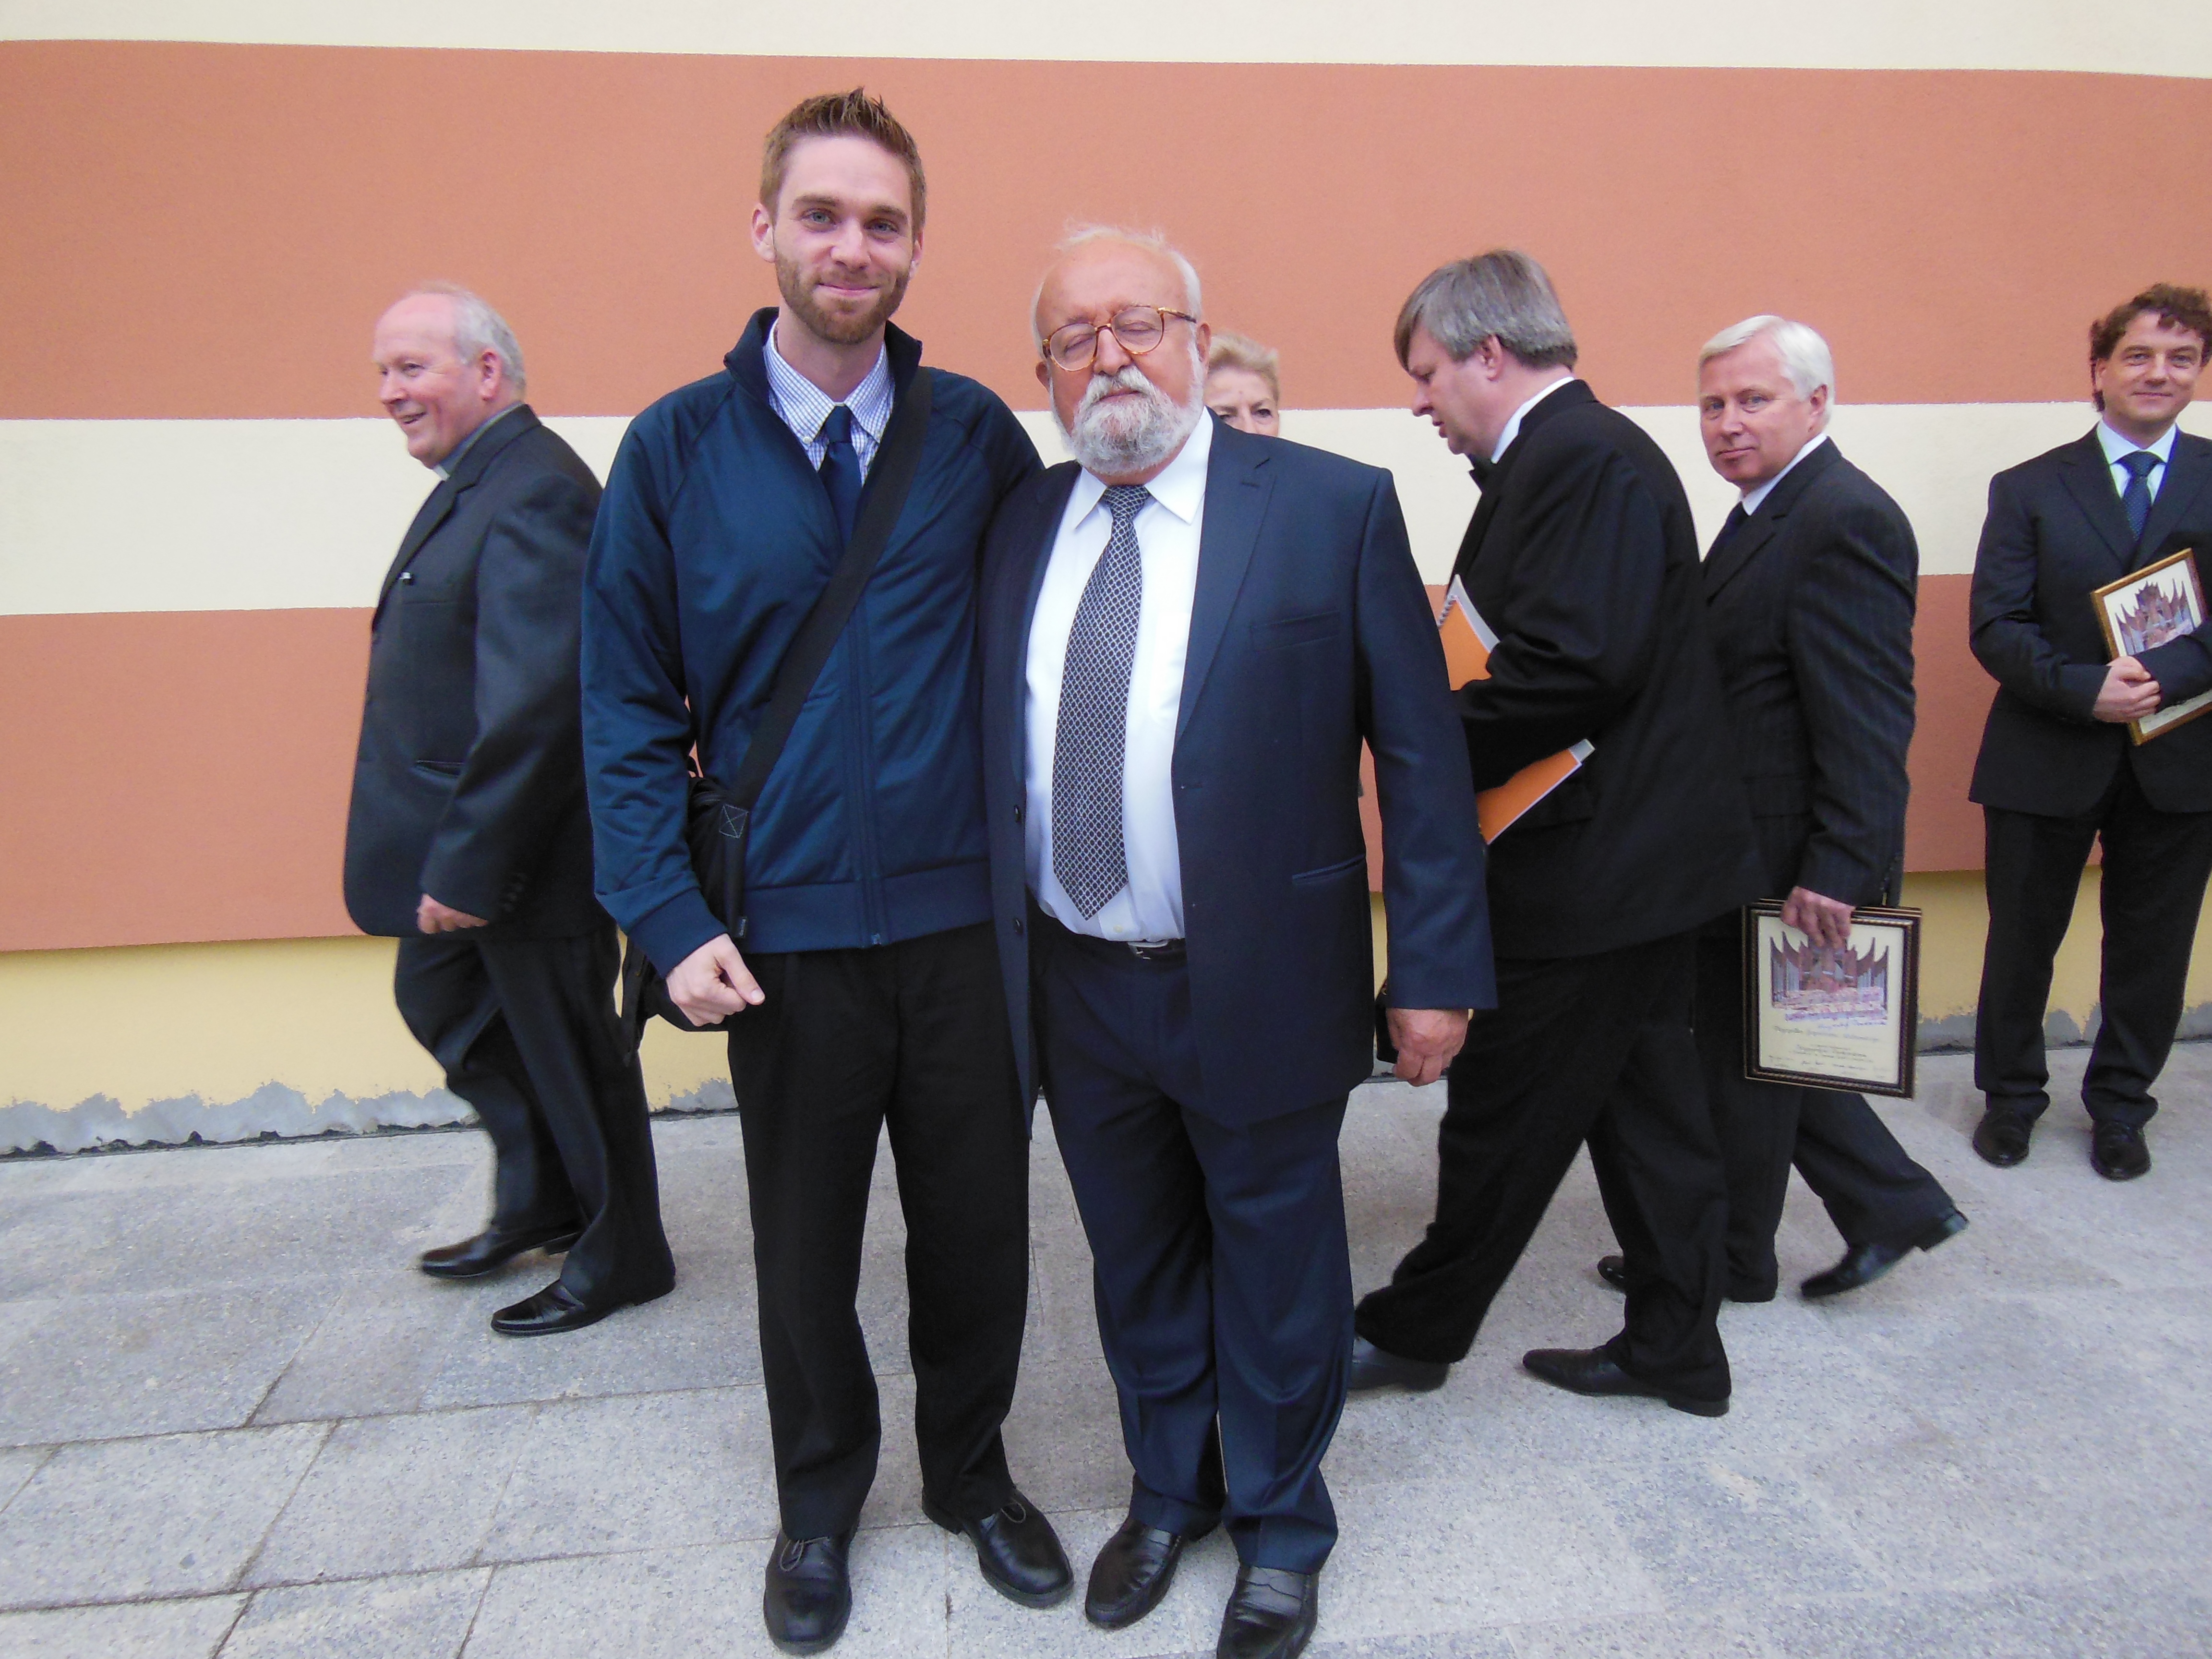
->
xmin=2135 ymin=428 xmax=2212 ymax=570
xmin=1178 ymin=418 xmax=1274 ymax=739
xmin=2058 ymin=427 xmax=2138 ymax=566
xmin=724 ymin=307 xmax=923 ymax=409
xmin=1452 ymin=378 xmax=1596 ymax=581
xmin=1704 ymin=436 xmax=1844 ymax=598
xmin=377 ymin=404 xmax=542 ymax=613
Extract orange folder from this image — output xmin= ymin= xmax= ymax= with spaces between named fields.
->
xmin=1439 ymin=576 xmax=1595 ymax=842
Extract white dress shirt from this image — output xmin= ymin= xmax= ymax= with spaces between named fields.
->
xmin=1024 ymin=414 xmax=1214 ymax=941
xmin=2097 ymin=418 xmax=2176 ymax=504
xmin=1740 ymin=431 xmax=1830 ymax=515
xmin=1490 ymin=373 xmax=1577 ymax=464
xmin=763 ymin=321 xmax=894 ymax=478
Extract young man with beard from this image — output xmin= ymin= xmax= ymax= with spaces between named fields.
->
xmin=977 ymin=228 xmax=1492 ymax=1659
xmin=581 ymin=92 xmax=1068 ymax=1654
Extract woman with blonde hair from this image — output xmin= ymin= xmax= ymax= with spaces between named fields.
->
xmin=1205 ymin=331 xmax=1281 ymax=435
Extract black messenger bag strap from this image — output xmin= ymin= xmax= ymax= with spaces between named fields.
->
xmin=617 ymin=368 xmax=936 ymax=1051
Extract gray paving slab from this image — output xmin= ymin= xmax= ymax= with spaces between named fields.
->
xmin=0 ymin=1280 xmax=340 ymax=1446
xmin=221 ymin=1569 xmax=491 ymax=1659
xmin=251 ymin=1270 xmax=510 ymax=1425
xmin=0 ymin=1424 xmax=326 ymax=1608
xmin=1504 ymin=1609 xmax=1765 ymax=1659
xmin=0 ymin=1594 xmax=244 ymax=1658
xmin=0 ymin=1444 xmax=53 ymax=1512
xmin=462 ymin=1529 xmax=951 ymax=1659
xmin=246 ymin=1406 xmax=535 ymax=1586
xmin=1749 ymin=1571 xmax=2212 ymax=1659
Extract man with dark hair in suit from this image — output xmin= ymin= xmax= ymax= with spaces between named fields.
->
xmin=347 ymin=284 xmax=675 ymax=1339
xmin=1969 ymin=283 xmax=2212 ymax=1182
xmin=981 ymin=228 xmax=1492 ymax=1659
xmin=1595 ymin=315 xmax=1966 ymax=1305
xmin=1349 ymin=250 xmax=1763 ymax=1419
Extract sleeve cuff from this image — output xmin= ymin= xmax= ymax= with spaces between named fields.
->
xmin=627 ymin=889 xmax=728 ymax=978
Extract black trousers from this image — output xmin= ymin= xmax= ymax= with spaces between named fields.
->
xmin=724 ymin=921 xmax=1030 ymax=1540
xmin=1034 ymin=917 xmax=1350 ymax=1574
xmin=394 ymin=923 xmax=674 ymax=1308
xmin=1356 ymin=930 xmax=1731 ymax=1403
xmin=1691 ymin=930 xmax=1953 ymax=1297
xmin=1977 ymin=766 xmax=2212 ymax=1128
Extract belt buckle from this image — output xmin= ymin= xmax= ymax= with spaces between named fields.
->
xmin=1127 ymin=938 xmax=1182 ymax=962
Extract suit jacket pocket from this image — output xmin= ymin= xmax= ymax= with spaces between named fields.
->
xmin=1251 ymin=611 xmax=1340 ymax=649
xmin=1290 ymin=852 xmax=1368 ymax=887
xmin=411 ymin=759 xmax=465 ymax=779
xmin=1515 ymin=766 xmax=1597 ymax=830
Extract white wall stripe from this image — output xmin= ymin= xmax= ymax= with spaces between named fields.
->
xmin=2 ymin=402 xmax=2196 ymax=616
xmin=4 ymin=0 xmax=2208 ymax=77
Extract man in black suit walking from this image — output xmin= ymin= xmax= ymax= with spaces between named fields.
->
xmin=347 ymin=284 xmax=673 ymax=1337
xmin=1350 ymin=251 xmax=1763 ymax=1418
xmin=1597 ymin=316 xmax=1965 ymax=1305
xmin=1969 ymin=284 xmax=2212 ymax=1181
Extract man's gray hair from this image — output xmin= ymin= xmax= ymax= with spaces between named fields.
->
xmin=407 ymin=281 xmax=528 ymax=396
xmin=1032 ymin=225 xmax=1204 ymax=352
xmin=1699 ymin=314 xmax=1834 ymax=403
xmin=1393 ymin=249 xmax=1576 ymax=370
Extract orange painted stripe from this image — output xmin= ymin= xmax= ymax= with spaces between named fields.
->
xmin=4 ymin=42 xmax=2211 ymax=419
xmin=5 ymin=590 xmax=1990 ymax=951
xmin=0 ymin=610 xmax=365 ymax=951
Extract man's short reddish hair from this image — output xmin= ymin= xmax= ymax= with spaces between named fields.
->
xmin=759 ymin=88 xmax=926 ymax=232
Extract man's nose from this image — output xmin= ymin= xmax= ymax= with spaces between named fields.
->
xmin=830 ymin=218 xmax=869 ymax=264
xmin=1093 ymin=326 xmax=1135 ymax=374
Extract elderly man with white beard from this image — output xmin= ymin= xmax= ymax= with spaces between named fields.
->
xmin=974 ymin=228 xmax=1494 ymax=1659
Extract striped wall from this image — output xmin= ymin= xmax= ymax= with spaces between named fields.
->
xmin=4 ymin=9 xmax=2212 ymax=1139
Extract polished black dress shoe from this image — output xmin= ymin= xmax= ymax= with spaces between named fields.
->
xmin=1801 ymin=1209 xmax=1967 ymax=1299
xmin=1216 ymin=1563 xmax=1318 ymax=1659
xmin=1346 ymin=1334 xmax=1449 ymax=1394
xmin=490 ymin=1276 xmax=671 ymax=1336
xmin=2091 ymin=1121 xmax=2151 ymax=1180
xmin=1521 ymin=1346 xmax=1728 ymax=1417
xmin=1972 ymin=1105 xmax=2033 ymax=1167
xmin=763 ymin=1528 xmax=853 ymax=1656
xmin=923 ymin=1489 xmax=1072 ymax=1608
xmin=418 ymin=1221 xmax=582 ymax=1280
xmin=1596 ymin=1253 xmax=1630 ymax=1292
xmin=1085 ymin=1510 xmax=1217 ymax=1629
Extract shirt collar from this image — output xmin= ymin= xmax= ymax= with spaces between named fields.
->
xmin=1490 ymin=373 xmax=1576 ymax=464
xmin=766 ymin=319 xmax=894 ymax=443
xmin=432 ymin=402 xmax=523 ymax=479
xmin=1740 ymin=431 xmax=1829 ymax=516
xmin=1069 ymin=405 xmax=1215 ymax=526
xmin=2097 ymin=418 xmax=2178 ymax=469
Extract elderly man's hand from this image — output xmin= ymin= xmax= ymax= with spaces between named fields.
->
xmin=1780 ymin=886 xmax=1855 ymax=950
xmin=2093 ymin=656 xmax=2162 ymax=723
xmin=667 ymin=934 xmax=764 ymax=1027
xmin=1388 ymin=1007 xmax=1468 ymax=1087
xmin=417 ymin=895 xmax=489 ymax=934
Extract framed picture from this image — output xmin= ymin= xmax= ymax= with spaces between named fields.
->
xmin=1742 ymin=902 xmax=1920 ymax=1099
xmin=2091 ymin=548 xmax=2212 ymax=744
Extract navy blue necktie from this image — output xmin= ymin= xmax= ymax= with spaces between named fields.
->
xmin=2120 ymin=450 xmax=2161 ymax=545
xmin=1053 ymin=485 xmax=1151 ymax=918
xmin=817 ymin=405 xmax=861 ymax=544
xmin=1707 ymin=503 xmax=1750 ymax=562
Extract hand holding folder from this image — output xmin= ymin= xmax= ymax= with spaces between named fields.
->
xmin=1439 ymin=576 xmax=1595 ymax=842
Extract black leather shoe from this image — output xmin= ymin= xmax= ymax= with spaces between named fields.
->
xmin=490 ymin=1277 xmax=671 ymax=1337
xmin=763 ymin=1529 xmax=853 ymax=1656
xmin=1596 ymin=1253 xmax=1629 ymax=1292
xmin=1972 ymin=1106 xmax=2033 ymax=1167
xmin=1801 ymin=1209 xmax=1967 ymax=1299
xmin=923 ymin=1489 xmax=1072 ymax=1608
xmin=1521 ymin=1346 xmax=1728 ymax=1417
xmin=418 ymin=1221 xmax=582 ymax=1280
xmin=2091 ymin=1121 xmax=2151 ymax=1181
xmin=1084 ymin=1510 xmax=1217 ymax=1629
xmin=1346 ymin=1334 xmax=1449 ymax=1394
xmin=1216 ymin=1563 xmax=1318 ymax=1659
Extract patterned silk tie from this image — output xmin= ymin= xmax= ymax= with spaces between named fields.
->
xmin=2120 ymin=450 xmax=2161 ymax=545
xmin=1052 ymin=485 xmax=1151 ymax=918
xmin=817 ymin=405 xmax=861 ymax=544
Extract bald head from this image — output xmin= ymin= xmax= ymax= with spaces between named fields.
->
xmin=371 ymin=288 xmax=525 ymax=469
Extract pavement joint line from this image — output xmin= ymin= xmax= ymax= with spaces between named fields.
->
xmin=227 ymin=1418 xmax=336 ymax=1596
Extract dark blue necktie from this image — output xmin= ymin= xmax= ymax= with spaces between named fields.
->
xmin=817 ymin=405 xmax=861 ymax=544
xmin=2120 ymin=450 xmax=2161 ymax=545
xmin=1707 ymin=503 xmax=1750 ymax=562
xmin=1053 ymin=485 xmax=1151 ymax=917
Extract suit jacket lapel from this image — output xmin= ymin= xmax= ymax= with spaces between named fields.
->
xmin=2058 ymin=431 xmax=2134 ymax=567
xmin=2134 ymin=432 xmax=2212 ymax=570
xmin=376 ymin=480 xmax=457 ymax=613
xmin=1008 ymin=465 xmax=1082 ymax=778
xmin=1178 ymin=432 xmax=1273 ymax=739
xmin=373 ymin=406 xmax=542 ymax=614
xmin=1704 ymin=438 xmax=1843 ymax=599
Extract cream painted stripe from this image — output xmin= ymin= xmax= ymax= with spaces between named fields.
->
xmin=3 ymin=0 xmax=2210 ymax=76
xmin=5 ymin=403 xmax=2200 ymax=615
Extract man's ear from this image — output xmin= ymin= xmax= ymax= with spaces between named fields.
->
xmin=1194 ymin=320 xmax=1212 ymax=361
xmin=1035 ymin=358 xmax=1051 ymax=392
xmin=750 ymin=201 xmax=776 ymax=264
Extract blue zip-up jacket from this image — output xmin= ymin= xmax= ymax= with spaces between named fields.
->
xmin=581 ymin=311 xmax=1042 ymax=974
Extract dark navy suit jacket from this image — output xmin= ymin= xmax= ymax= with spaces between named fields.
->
xmin=979 ymin=418 xmax=1495 ymax=1128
